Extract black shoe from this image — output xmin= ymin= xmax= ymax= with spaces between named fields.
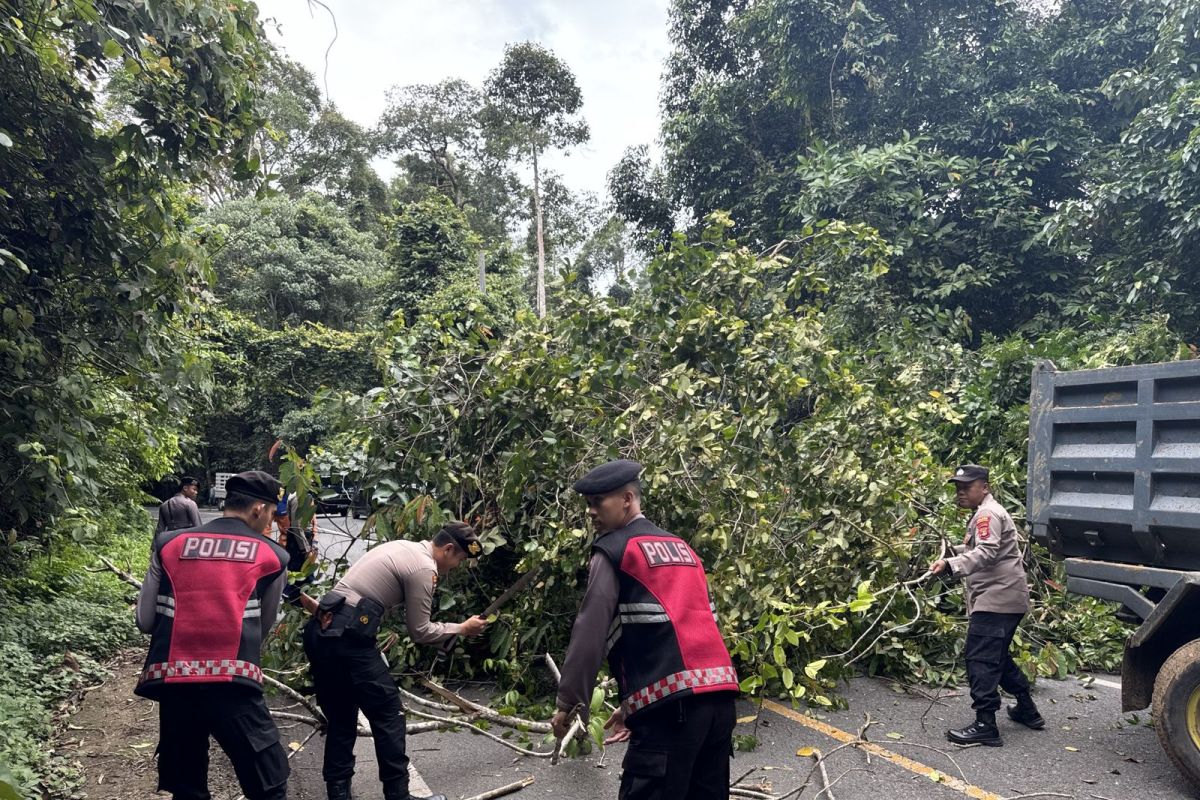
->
xmin=946 ymin=718 xmax=1003 ymax=746
xmin=1007 ymin=701 xmax=1046 ymax=730
xmin=326 ymin=780 xmax=353 ymax=800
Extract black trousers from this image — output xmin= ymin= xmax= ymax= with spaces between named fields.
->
xmin=156 ymin=683 xmax=289 ymax=800
xmin=303 ymin=617 xmax=410 ymax=791
xmin=618 ymin=692 xmax=736 ymax=800
xmin=965 ymin=611 xmax=1032 ymax=713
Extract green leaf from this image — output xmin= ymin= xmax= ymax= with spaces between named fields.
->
xmin=804 ymin=659 xmax=827 ymax=679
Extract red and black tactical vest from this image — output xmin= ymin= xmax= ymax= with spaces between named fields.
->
xmin=136 ymin=517 xmax=288 ymax=698
xmin=593 ymin=517 xmax=738 ymax=719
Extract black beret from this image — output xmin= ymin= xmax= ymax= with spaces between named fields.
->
xmin=180 ymin=476 xmax=200 ymax=487
xmin=572 ymin=459 xmax=642 ymax=495
xmin=226 ymin=470 xmax=284 ymax=504
xmin=948 ymin=464 xmax=989 ymax=484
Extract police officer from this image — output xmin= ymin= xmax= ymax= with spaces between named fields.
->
xmin=275 ymin=490 xmax=320 ymax=615
xmin=930 ymin=464 xmax=1045 ymax=746
xmin=155 ymin=475 xmax=202 ymax=535
xmin=135 ymin=470 xmax=292 ymax=799
xmin=551 ymin=459 xmax=739 ymax=800
xmin=303 ymin=521 xmax=489 ymax=800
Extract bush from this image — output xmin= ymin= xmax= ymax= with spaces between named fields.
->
xmin=0 ymin=504 xmax=150 ymax=799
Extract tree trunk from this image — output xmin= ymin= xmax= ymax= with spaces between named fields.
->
xmin=532 ymin=145 xmax=546 ymax=318
xmin=478 ymin=250 xmax=486 ymax=293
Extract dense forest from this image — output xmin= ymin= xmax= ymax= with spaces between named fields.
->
xmin=3 ymin=0 xmax=1200 ymax=795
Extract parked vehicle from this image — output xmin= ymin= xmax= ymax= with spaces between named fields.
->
xmin=212 ymin=471 xmax=235 ymax=510
xmin=314 ymin=475 xmax=354 ymax=517
xmin=350 ymin=486 xmax=374 ymax=520
xmin=1027 ymin=358 xmax=1200 ymax=787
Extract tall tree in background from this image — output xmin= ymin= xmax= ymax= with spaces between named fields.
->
xmin=484 ymin=42 xmax=589 ymax=317
xmin=259 ymin=55 xmax=388 ymax=235
xmin=379 ymin=78 xmax=523 ymax=241
xmin=608 ymin=144 xmax=675 ymax=254
xmin=379 ymin=79 xmax=484 ymax=208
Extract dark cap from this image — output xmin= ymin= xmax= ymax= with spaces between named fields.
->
xmin=180 ymin=476 xmax=200 ymax=487
xmin=226 ymin=470 xmax=284 ymax=504
xmin=440 ymin=522 xmax=483 ymax=557
xmin=572 ymin=459 xmax=642 ymax=496
xmin=948 ymin=464 xmax=989 ymax=484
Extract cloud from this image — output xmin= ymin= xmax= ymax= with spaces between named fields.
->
xmin=256 ymin=0 xmax=670 ymax=200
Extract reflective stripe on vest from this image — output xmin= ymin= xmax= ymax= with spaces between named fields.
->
xmin=142 ymin=659 xmax=263 ymax=683
xmin=621 ymin=666 xmax=739 ymax=716
xmin=618 ymin=601 xmax=669 ymax=624
xmin=156 ymin=593 xmax=176 ymax=618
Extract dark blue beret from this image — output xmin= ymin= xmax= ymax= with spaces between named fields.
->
xmin=226 ymin=470 xmax=284 ymax=503
xmin=573 ymin=459 xmax=642 ymax=495
xmin=948 ymin=464 xmax=989 ymax=484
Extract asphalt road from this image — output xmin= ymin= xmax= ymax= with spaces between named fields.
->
xmin=364 ymin=672 xmax=1192 ymax=800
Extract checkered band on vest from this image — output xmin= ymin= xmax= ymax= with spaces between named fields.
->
xmin=621 ymin=666 xmax=739 ymax=716
xmin=141 ymin=659 xmax=263 ymax=683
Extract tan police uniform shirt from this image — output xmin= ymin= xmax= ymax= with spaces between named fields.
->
xmin=331 ymin=539 xmax=461 ymax=645
xmin=946 ymin=493 xmax=1030 ymax=615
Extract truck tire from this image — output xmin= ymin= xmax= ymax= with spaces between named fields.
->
xmin=1153 ymin=639 xmax=1200 ymax=788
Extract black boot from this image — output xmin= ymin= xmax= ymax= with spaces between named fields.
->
xmin=947 ymin=711 xmax=1002 ymax=746
xmin=326 ymin=780 xmax=353 ymax=800
xmin=1007 ymin=694 xmax=1046 ymax=730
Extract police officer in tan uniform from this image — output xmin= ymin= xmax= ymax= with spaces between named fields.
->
xmin=302 ymin=521 xmax=488 ymax=800
xmin=930 ymin=464 xmax=1044 ymax=746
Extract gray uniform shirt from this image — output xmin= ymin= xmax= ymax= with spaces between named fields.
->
xmin=155 ymin=493 xmax=201 ymax=535
xmin=331 ymin=539 xmax=460 ymax=645
xmin=946 ymin=493 xmax=1030 ymax=615
xmin=555 ymin=514 xmax=648 ymax=719
xmin=556 ymin=553 xmax=619 ymax=719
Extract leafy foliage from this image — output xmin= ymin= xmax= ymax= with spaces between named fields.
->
xmin=1 ymin=0 xmax=270 ymax=539
xmin=0 ymin=504 xmax=150 ymax=799
xmin=257 ymin=55 xmax=389 ymax=234
xmin=198 ymin=311 xmax=380 ymax=472
xmin=199 ymin=194 xmax=385 ymax=330
xmin=380 ymin=194 xmax=480 ymax=321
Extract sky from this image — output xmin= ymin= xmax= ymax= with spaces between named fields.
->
xmin=254 ymin=0 xmax=673 ymax=200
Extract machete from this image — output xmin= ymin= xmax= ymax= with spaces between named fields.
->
xmin=427 ymin=565 xmax=544 ymax=677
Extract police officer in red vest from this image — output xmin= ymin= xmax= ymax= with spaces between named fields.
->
xmin=551 ymin=460 xmax=739 ymax=799
xmin=135 ymin=470 xmax=292 ymax=800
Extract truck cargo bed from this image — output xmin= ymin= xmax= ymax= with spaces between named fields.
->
xmin=1028 ymin=359 xmax=1200 ymax=570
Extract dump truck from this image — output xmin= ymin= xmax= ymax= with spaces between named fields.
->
xmin=1027 ymin=358 xmax=1200 ymax=786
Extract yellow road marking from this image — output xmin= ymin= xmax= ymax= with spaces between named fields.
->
xmin=761 ymin=698 xmax=1002 ymax=800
